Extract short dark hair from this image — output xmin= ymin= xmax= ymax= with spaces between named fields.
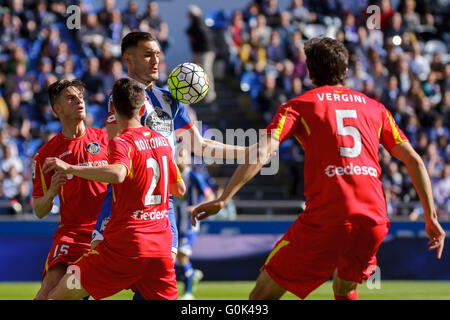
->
xmin=304 ymin=37 xmax=349 ymax=87
xmin=112 ymin=78 xmax=145 ymax=119
xmin=121 ymin=32 xmax=157 ymax=55
xmin=47 ymin=79 xmax=85 ymax=107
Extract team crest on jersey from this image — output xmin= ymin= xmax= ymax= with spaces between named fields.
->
xmin=86 ymin=142 xmax=101 ymax=154
xmin=145 ymin=107 xmax=173 ymax=138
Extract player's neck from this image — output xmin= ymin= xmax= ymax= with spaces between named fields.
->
xmin=60 ymin=120 xmax=86 ymax=139
xmin=128 ymin=74 xmax=153 ymax=91
xmin=118 ymin=118 xmax=142 ymax=133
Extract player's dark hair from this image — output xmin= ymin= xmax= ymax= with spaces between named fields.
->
xmin=121 ymin=31 xmax=157 ymax=55
xmin=46 ymin=79 xmax=85 ymax=108
xmin=304 ymin=37 xmax=349 ymax=87
xmin=112 ymin=78 xmax=145 ymax=119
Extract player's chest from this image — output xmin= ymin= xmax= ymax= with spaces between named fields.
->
xmin=53 ymin=138 xmax=108 ymax=166
xmin=142 ymin=94 xmax=175 ymax=139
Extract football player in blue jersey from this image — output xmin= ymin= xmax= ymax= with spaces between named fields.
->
xmin=92 ymin=32 xmax=245 ymax=300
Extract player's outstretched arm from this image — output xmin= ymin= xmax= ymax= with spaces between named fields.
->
xmin=390 ymin=142 xmax=446 ymax=259
xmin=43 ymin=157 xmax=127 ymax=184
xmin=179 ymin=125 xmax=247 ymax=160
xmin=32 ymin=171 xmax=67 ymax=218
xmin=191 ymin=134 xmax=279 ymax=225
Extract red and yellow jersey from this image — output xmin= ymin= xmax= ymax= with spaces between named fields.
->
xmin=266 ymin=85 xmax=408 ymax=226
xmin=104 ymin=126 xmax=179 ymax=258
xmin=32 ymin=127 xmax=109 ymax=233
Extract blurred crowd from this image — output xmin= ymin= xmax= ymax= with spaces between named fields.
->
xmin=0 ymin=0 xmax=448 ymax=219
xmin=220 ymin=0 xmax=449 ymax=218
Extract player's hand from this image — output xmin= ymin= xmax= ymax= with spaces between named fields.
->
xmin=190 ymin=200 xmax=225 ymax=226
xmin=47 ymin=171 xmax=67 ymax=198
xmin=425 ymin=216 xmax=446 ymax=259
xmin=43 ymin=157 xmax=72 ymax=174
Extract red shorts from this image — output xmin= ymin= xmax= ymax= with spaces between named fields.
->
xmin=42 ymin=227 xmax=92 ymax=280
xmin=72 ymin=240 xmax=177 ymax=300
xmin=263 ymin=215 xmax=389 ymax=299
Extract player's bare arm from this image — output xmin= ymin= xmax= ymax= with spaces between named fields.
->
xmin=170 ymin=179 xmax=186 ymax=198
xmin=32 ymin=171 xmax=67 ymax=218
xmin=178 ymin=125 xmax=247 ymax=160
xmin=43 ymin=157 xmax=127 ymax=184
xmin=191 ymin=134 xmax=279 ymax=224
xmin=390 ymin=142 xmax=446 ymax=259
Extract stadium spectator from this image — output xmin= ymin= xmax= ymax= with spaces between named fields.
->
xmin=6 ymin=92 xmax=30 ymax=139
xmin=78 ymin=13 xmax=107 ymax=57
xmin=289 ymin=0 xmax=313 ymax=24
xmin=0 ymin=144 xmax=23 ymax=174
xmin=140 ymin=1 xmax=170 ymax=53
xmin=239 ymin=27 xmax=267 ymax=72
xmin=108 ymin=9 xmax=130 ymax=45
xmin=11 ymin=181 xmax=32 ymax=215
xmin=97 ymin=0 xmax=115 ymax=28
xmin=433 ymin=164 xmax=450 ymax=217
xmin=256 ymin=72 xmax=286 ymax=125
xmin=186 ymin=5 xmax=217 ymax=103
xmin=122 ymin=0 xmax=139 ymax=30
xmin=0 ymin=181 xmax=12 ymax=215
xmin=3 ymin=166 xmax=23 ymax=199
xmin=81 ymin=57 xmax=105 ymax=105
xmin=262 ymin=0 xmax=280 ymax=28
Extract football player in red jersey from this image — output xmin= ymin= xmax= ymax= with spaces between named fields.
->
xmin=45 ymin=78 xmax=185 ymax=300
xmin=192 ymin=37 xmax=445 ymax=300
xmin=32 ymin=80 xmax=109 ymax=300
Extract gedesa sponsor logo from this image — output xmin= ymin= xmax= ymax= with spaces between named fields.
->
xmin=132 ymin=209 xmax=169 ymax=221
xmin=325 ymin=163 xmax=379 ymax=178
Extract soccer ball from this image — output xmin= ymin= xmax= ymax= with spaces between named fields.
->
xmin=168 ymin=62 xmax=210 ymax=104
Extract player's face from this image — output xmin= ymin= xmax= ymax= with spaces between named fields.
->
xmin=128 ymin=40 xmax=161 ymax=84
xmin=55 ymin=86 xmax=86 ymax=121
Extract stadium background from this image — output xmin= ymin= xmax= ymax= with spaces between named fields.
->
xmin=0 ymin=0 xmax=448 ymax=298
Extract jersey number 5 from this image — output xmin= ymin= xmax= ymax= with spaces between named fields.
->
xmin=335 ymin=109 xmax=362 ymax=158
xmin=145 ymin=156 xmax=169 ymax=205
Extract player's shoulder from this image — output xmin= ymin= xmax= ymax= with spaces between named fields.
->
xmin=152 ymin=85 xmax=176 ymax=104
xmin=34 ymin=132 xmax=62 ymax=159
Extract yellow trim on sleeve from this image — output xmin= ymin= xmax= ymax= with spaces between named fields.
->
xmin=294 ymin=136 xmax=304 ymax=149
xmin=264 ymin=240 xmax=290 ymax=267
xmin=112 ymin=185 xmax=116 ymax=203
xmin=39 ymin=163 xmax=47 ymax=194
xmin=386 ymin=111 xmax=405 ymax=144
xmin=301 ymin=117 xmax=311 ymax=136
xmin=60 ymin=185 xmax=64 ymax=203
xmin=378 ymin=123 xmax=382 ymax=139
xmin=176 ymin=165 xmax=182 ymax=182
xmin=273 ymin=106 xmax=291 ymax=140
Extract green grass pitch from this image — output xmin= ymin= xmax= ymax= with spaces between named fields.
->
xmin=0 ymin=280 xmax=449 ymax=300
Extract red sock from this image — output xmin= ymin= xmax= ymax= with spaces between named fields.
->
xmin=334 ymin=290 xmax=358 ymax=300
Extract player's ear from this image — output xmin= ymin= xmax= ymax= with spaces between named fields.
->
xmin=109 ymin=101 xmax=116 ymax=113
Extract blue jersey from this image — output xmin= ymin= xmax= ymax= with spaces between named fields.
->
xmin=92 ymin=82 xmax=193 ymax=249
